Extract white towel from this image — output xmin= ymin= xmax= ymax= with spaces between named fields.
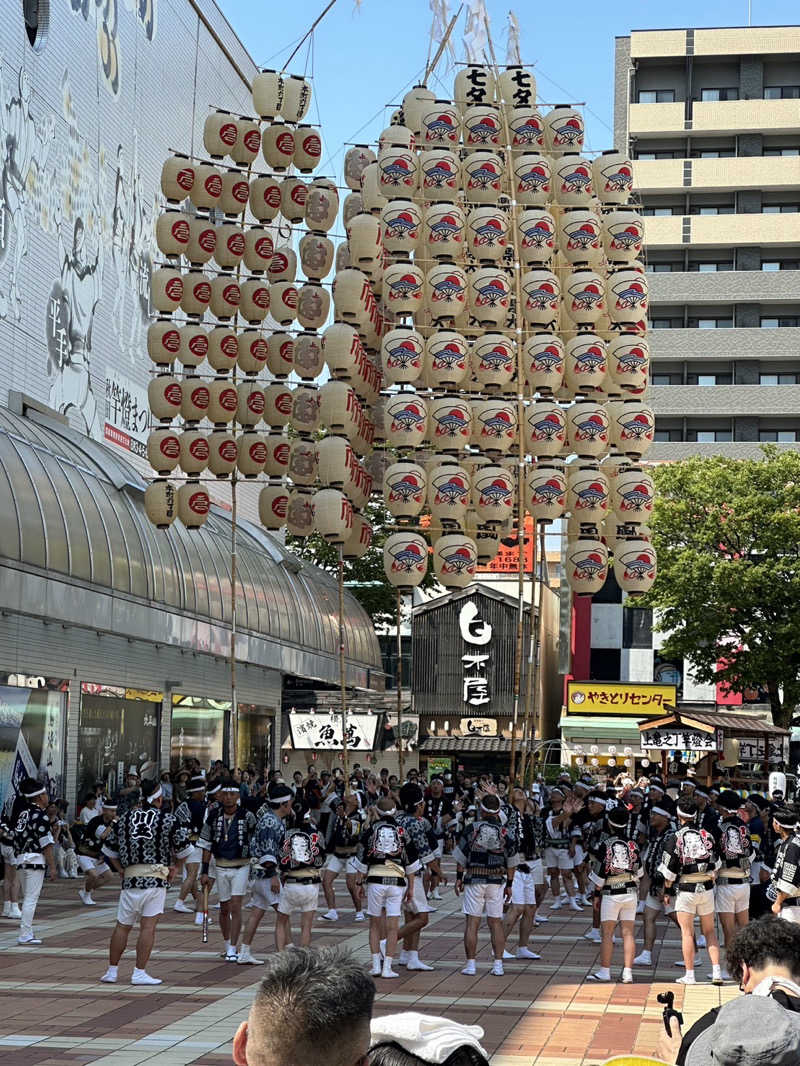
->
xmin=369 ymin=1012 xmax=487 ymax=1064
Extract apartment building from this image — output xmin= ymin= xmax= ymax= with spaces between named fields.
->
xmin=614 ymin=26 xmax=800 ymax=458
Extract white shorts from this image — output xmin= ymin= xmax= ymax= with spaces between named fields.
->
xmin=77 ymin=855 xmax=109 ymax=875
xmin=463 ymin=881 xmax=504 ymax=919
xmin=366 ymin=882 xmax=405 ymax=918
xmin=406 ymin=876 xmax=432 ymax=914
xmin=779 ymin=904 xmax=800 ymax=925
xmin=572 ymin=845 xmax=586 ymax=866
xmin=117 ymin=886 xmax=166 ymax=925
xmin=511 ymin=870 xmax=536 ymax=906
xmin=215 ymin=865 xmax=250 ymax=902
xmin=1 ymin=844 xmax=15 ymax=864
xmin=278 ymin=881 xmax=320 ymax=915
xmin=544 ymin=847 xmax=573 ymax=871
xmin=324 ymin=854 xmax=358 ymax=875
xmin=675 ymin=887 xmax=715 ymax=916
xmin=600 ymin=890 xmax=638 ymax=924
xmin=250 ymin=878 xmax=280 ymax=911
xmin=185 ymin=845 xmax=203 ymax=865
xmin=715 ymin=880 xmax=750 ymax=914
xmin=646 ymin=893 xmax=675 ymax=916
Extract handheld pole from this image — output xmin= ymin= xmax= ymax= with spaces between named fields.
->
xmin=202 ymin=883 xmax=209 ymax=944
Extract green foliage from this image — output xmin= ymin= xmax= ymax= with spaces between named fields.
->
xmin=640 ymin=446 xmax=800 ymax=728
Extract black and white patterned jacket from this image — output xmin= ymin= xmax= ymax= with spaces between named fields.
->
xmin=103 ymin=804 xmax=191 ymax=888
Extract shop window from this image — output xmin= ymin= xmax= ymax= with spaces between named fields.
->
xmin=77 ymin=685 xmax=161 ymax=803
xmin=170 ymin=694 xmax=229 ymax=772
xmin=0 ymin=676 xmax=67 ymax=805
xmin=22 ymin=0 xmax=48 ymax=50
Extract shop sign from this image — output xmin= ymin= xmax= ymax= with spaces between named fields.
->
xmin=567 ymin=681 xmax=676 ymax=717
xmin=769 ymin=736 xmax=789 ymax=763
xmin=459 ymin=717 xmax=497 ymax=736
xmin=641 ymin=726 xmax=721 ymax=752
xmin=81 ymin=682 xmax=125 ymax=697
xmin=288 ymin=712 xmax=380 ymax=751
xmin=124 ymin=689 xmax=163 ymax=703
xmin=739 ymin=736 xmax=766 ymax=762
xmin=459 ymin=600 xmax=491 ymax=707
xmin=104 ymin=371 xmax=149 ymax=457
xmin=427 ymin=757 xmax=453 ymax=776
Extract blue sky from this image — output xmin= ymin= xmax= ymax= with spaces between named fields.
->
xmin=218 ymin=0 xmax=800 ymax=182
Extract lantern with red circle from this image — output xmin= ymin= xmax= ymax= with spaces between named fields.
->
xmin=525 ymin=462 xmax=567 ymax=522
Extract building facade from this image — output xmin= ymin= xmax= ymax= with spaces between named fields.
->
xmin=614 ymin=25 xmax=800 ymax=459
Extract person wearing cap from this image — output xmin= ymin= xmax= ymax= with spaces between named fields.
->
xmin=423 ymin=776 xmax=454 ymax=902
xmin=634 ymin=794 xmax=678 ymax=966
xmin=715 ymin=790 xmax=755 ymax=974
xmin=76 ymin=797 xmax=118 ymax=906
xmin=586 ymin=804 xmax=643 ymax=982
xmin=769 ymin=808 xmax=800 ymax=924
xmin=237 ymin=780 xmax=294 ymax=965
xmin=394 ymin=782 xmax=439 ymax=971
xmin=659 ymin=797 xmax=723 ymax=984
xmin=353 ymin=796 xmax=421 ymax=979
xmin=198 ymin=778 xmax=257 ymax=962
xmin=7 ymin=777 xmax=57 ymax=945
xmin=502 ymin=787 xmax=543 ymax=961
xmin=172 ymin=776 xmax=207 ymax=923
xmin=542 ymin=787 xmax=581 ymax=912
xmin=100 ymin=778 xmax=191 ymax=984
xmin=321 ymin=792 xmax=367 ymax=923
xmin=452 ymin=792 xmax=517 ymax=976
xmin=274 ymin=804 xmax=327 ymax=951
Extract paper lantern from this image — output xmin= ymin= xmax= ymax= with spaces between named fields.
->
xmin=288 ymin=439 xmax=318 ymax=487
xmin=467 ymin=205 xmax=508 ymax=263
xmin=237 ymin=433 xmax=267 ymax=478
xmin=559 ymin=208 xmax=602 ymax=265
xmin=433 ymin=534 xmax=478 ymax=589
xmin=189 ymin=163 xmax=222 ymax=209
xmin=342 ymin=512 xmax=372 ymax=561
xmin=177 ymin=481 xmax=211 ymax=529
xmin=523 ymin=333 xmax=565 ymax=394
xmin=148 ymin=321 xmax=180 ymax=366
xmin=262 ymin=123 xmax=295 ymax=171
xmin=426 ymin=330 xmax=469 ymax=391
xmin=147 ymin=429 xmax=181 ymax=475
xmin=237 ymin=329 xmax=269 ymax=375
xmin=252 ymin=69 xmax=283 ymax=119
xmin=462 ymin=150 xmax=504 ymax=204
xmin=508 ymin=106 xmax=545 ymax=154
xmin=563 ymin=269 xmax=606 ymax=329
xmin=269 ymin=281 xmax=297 ymax=326
xmin=428 ymin=462 xmax=470 ymax=527
xmin=422 ymin=202 xmax=464 ymax=260
xmin=219 ymin=170 xmax=251 ymax=217
xmin=176 ymin=323 xmax=207 ymax=369
xmin=472 ymin=398 xmax=517 ymax=456
xmin=525 ymin=462 xmax=567 ymax=522
xmin=156 ymin=210 xmax=190 ymax=257
xmin=613 ymin=539 xmax=657 ymax=595
xmin=305 ymin=180 xmax=339 ymax=233
xmin=565 ymin=333 xmax=608 ymax=394
xmin=360 ymin=162 xmax=387 ymax=215
xmin=180 ymin=377 xmax=210 ymax=423
xmin=318 ymin=435 xmax=353 ymax=489
xmin=593 ymin=149 xmax=634 ymax=206
xmin=144 ymin=481 xmax=176 ymax=528
xmin=608 ymin=333 xmax=650 ymax=394
xmin=610 ymin=400 xmax=655 ymax=459
xmin=496 ymin=65 xmax=537 ymax=116
xmin=207 ymin=327 xmax=239 ymax=373
xmin=207 ymin=378 xmax=239 ymax=424
xmin=259 ymin=482 xmax=289 ymax=530
xmin=151 ymin=268 xmax=183 ymax=313
xmin=344 ymin=144 xmax=377 ymax=191
xmin=343 ymin=191 xmax=364 ymax=226
xmin=231 ymin=118 xmax=261 ymax=166
xmin=382 ymin=325 xmax=424 ymax=385
xmin=214 ymin=223 xmax=245 ymax=269
xmin=294 ymin=125 xmax=322 ymax=173
xmin=421 ymin=100 xmax=460 ymax=145
xmin=402 ymin=84 xmax=436 ymax=138
xmin=291 ymin=385 xmax=321 ymax=436
xmin=161 ymin=155 xmax=195 ymax=202
xmin=208 ymin=275 xmax=240 ymax=319
xmin=613 ymin=467 xmax=655 ymax=522
xmin=264 ymin=434 xmax=290 ymax=478
xmin=280 ymin=177 xmax=307 ymax=224
xmin=472 ymin=333 xmax=516 ymax=392
xmin=566 ymin=399 xmax=610 ymax=459
xmin=513 ymin=153 xmax=552 ymax=207
xmin=294 ymin=331 xmax=325 ymax=380
xmin=379 ymin=122 xmax=415 ymax=151
xmin=472 ymin=464 xmax=515 ymax=526
xmin=516 ymin=207 xmax=556 ymax=267
xmin=554 ymin=154 xmax=594 ymax=206
xmin=207 ymin=431 xmax=237 ymax=477
xmin=237 ymin=381 xmax=266 ymax=427
xmin=324 ymin=321 xmax=361 ymax=380
xmin=383 ymin=532 xmax=428 ymax=591
xmin=281 ymin=74 xmax=312 ymax=122
xmin=320 ymin=381 xmax=359 ymax=436
xmin=545 ymin=104 xmax=585 ymax=154
xmin=268 ymin=247 xmax=297 ymax=284
xmin=463 ymin=103 xmax=502 ymax=148
xmin=520 ymin=268 xmax=560 ymax=328
xmin=377 ymin=146 xmax=419 ymax=193
xmin=428 ymin=396 xmax=472 ymax=452
xmin=603 ymin=207 xmax=645 ymax=266
xmin=426 ymin=262 xmax=467 ymax=320
xmin=607 ymin=268 xmax=648 ymax=326
xmin=380 ymin=199 xmax=420 ymax=257
xmin=145 ymin=370 xmax=183 ymax=424
xmin=179 ymin=429 xmax=210 ymax=474
xmin=419 ymin=149 xmax=460 ymax=201
xmin=345 ymin=212 xmax=382 ymax=264
xmin=384 ymin=393 xmax=428 ymax=449
xmin=567 ymin=536 xmax=608 ymax=595
xmin=469 ymin=518 xmax=501 ymax=566
xmin=297 ymin=282 xmax=330 ymax=330
xmin=285 ymin=489 xmax=315 ymax=537
xmin=250 ymin=176 xmax=282 ymax=222
xmin=383 ymin=262 xmax=424 ymax=315
xmin=567 ymin=463 xmax=610 ymax=522
xmin=523 ymin=400 xmax=567 ymax=458
xmin=313 ymin=489 xmax=353 ymax=545
xmin=469 ymin=268 xmax=511 ymax=327
xmin=179 ymin=270 xmax=211 ymax=316
xmin=454 ymin=64 xmax=493 ymax=111
xmin=299 ymin=232 xmax=334 ymax=280
xmin=383 ymin=460 xmax=426 ymax=519
xmin=332 ymin=270 xmax=371 ymax=326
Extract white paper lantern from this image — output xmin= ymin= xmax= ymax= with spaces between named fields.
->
xmin=213 ymin=223 xmax=245 ymax=270
xmin=382 ymin=326 xmax=424 ymax=385
xmin=264 ymin=435 xmax=290 ymax=478
xmin=207 ymin=327 xmax=239 ymax=373
xmin=425 ymin=330 xmax=469 ymax=392
xmin=231 ymin=118 xmax=261 ymax=166
xmin=523 ymin=400 xmax=567 ymax=458
xmin=178 ymin=429 xmax=210 ymax=474
xmin=564 ymin=333 xmax=608 ymax=394
xmin=607 ymin=268 xmax=648 ymax=327
xmin=269 ymin=281 xmax=298 ymax=326
xmin=342 ymin=512 xmax=373 ymax=561
xmin=147 ymin=429 xmax=181 ymax=475
xmin=156 ymin=210 xmax=190 ymax=257
xmin=298 ymin=232 xmax=334 ymax=281
xmin=291 ymin=384 xmax=321 ymax=436
xmin=426 ymin=262 xmax=467 ymax=320
xmin=525 ymin=462 xmax=567 ymax=522
xmin=237 ymin=433 xmax=267 ymax=478
xmin=513 ymin=154 xmax=552 ymax=207
xmin=467 ymin=206 xmax=508 ymax=263
xmin=313 ymin=489 xmax=353 ymax=545
xmin=610 ymin=400 xmax=655 ymax=459
xmin=428 ymin=396 xmax=473 ymax=452
xmin=566 ymin=399 xmax=610 ymax=459
xmin=566 ymin=536 xmax=608 ymax=596
xmin=332 ymin=270 xmax=371 ymax=326
xmin=281 ymin=74 xmax=312 ymax=122
xmin=380 ymin=199 xmax=421 ymax=257
xmin=208 ymin=274 xmax=240 ymax=319
xmin=496 ymin=66 xmax=537 ymax=117
xmin=454 ymin=65 xmax=493 ymax=112
xmin=520 ymin=269 xmax=560 ymax=328
xmin=428 ymin=463 xmax=470 ymax=526
xmin=294 ymin=125 xmax=322 ymax=173
xmin=234 ymin=329 xmax=267 ymax=376
xmin=462 ymin=150 xmax=504 ymax=204
xmin=472 ymin=464 xmax=515 ymax=526
xmin=420 ymin=100 xmax=461 ymax=146
xmin=383 ymin=262 xmax=424 ymax=316
xmin=286 ymin=489 xmax=316 ymax=537
xmin=471 ymin=398 xmax=517 ymax=456
xmin=545 ymin=104 xmax=585 ymax=155
xmin=559 ymin=208 xmax=603 ymax=266
xmin=613 ymin=467 xmax=655 ymax=522
xmin=523 ymin=334 xmax=565 ymax=394
xmin=603 ymin=207 xmax=645 ymax=266
xmin=250 ymin=176 xmax=282 ymax=222
xmin=462 ymin=103 xmax=502 ymax=148
xmin=296 ymin=282 xmax=330 ymax=330
xmin=469 ymin=268 xmax=511 ymax=327
xmin=360 ymin=162 xmax=387 ymax=215
xmin=508 ymin=105 xmax=545 ymax=154
xmin=472 ymin=333 xmax=516 ymax=392
xmin=384 ymin=461 xmax=427 ymax=519
xmin=383 ymin=532 xmax=428 ymax=591
xmin=252 ymin=69 xmax=283 ymax=119
xmin=608 ymin=333 xmax=650 ymax=395
xmin=236 ymin=381 xmax=266 ymax=427
xmin=294 ymin=332 xmax=325 ymax=380
xmin=433 ymin=534 xmax=478 ymax=589
xmin=593 ymin=149 xmax=634 ymax=206
xmin=324 ymin=321 xmax=362 ymax=380
xmin=554 ymin=154 xmax=595 ymax=206
xmin=344 ymin=144 xmax=377 ymax=191
xmin=419 ymin=149 xmax=460 ymax=201
xmin=288 ymin=439 xmax=319 ymax=487
xmin=259 ymin=481 xmax=289 ymax=530
xmin=563 ymin=271 xmax=607 ymax=331
xmin=145 ymin=480 xmax=177 ymax=528
xmin=280 ymin=177 xmax=308 ymax=224
xmin=180 ymin=377 xmax=210 ymax=423
xmin=206 ymin=378 xmax=239 ymax=424
xmin=161 ymin=155 xmax=195 ymax=202
xmin=177 ymin=482 xmax=211 ymax=530
xmin=384 ymin=393 xmax=428 ymax=449
xmin=148 ymin=321 xmax=180 ymax=366
xmin=151 ymin=268 xmax=183 ymax=313
xmin=320 ymin=381 xmax=359 ymax=437
xmin=188 ymin=163 xmax=222 ymax=209
xmin=180 ymin=270 xmax=211 ymax=317
xmin=517 ymin=208 xmax=557 ymax=265
xmin=567 ymin=463 xmax=610 ymax=522
xmin=614 ymin=539 xmax=657 ymax=595
xmin=207 ymin=430 xmax=238 ymax=477
xmin=218 ymin=170 xmax=251 ymax=217
xmin=377 ymin=146 xmax=419 ymax=193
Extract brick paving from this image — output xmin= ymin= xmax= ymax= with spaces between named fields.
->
xmin=0 ymin=870 xmax=739 ymax=1065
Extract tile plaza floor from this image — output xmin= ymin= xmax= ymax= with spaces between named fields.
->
xmin=0 ymin=869 xmax=740 ymax=1066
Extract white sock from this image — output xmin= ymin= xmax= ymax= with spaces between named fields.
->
xmin=685 ymin=969 xmax=694 ymax=980
xmin=622 ymin=967 xmax=632 ymax=980
xmin=372 ymin=953 xmax=382 ymax=968
xmin=384 ymin=955 xmax=393 ymax=968
xmin=407 ymin=950 xmax=419 ymax=965
xmin=132 ymin=967 xmax=146 ymax=977
xmin=595 ymin=966 xmax=611 ymax=980
xmin=224 ymin=940 xmax=232 ymax=953
xmin=712 ymin=964 xmax=722 ymax=978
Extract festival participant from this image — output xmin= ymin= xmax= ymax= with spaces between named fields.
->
xmin=587 ymin=806 xmax=643 ymax=983
xmin=423 ymin=776 xmax=453 ymax=900
xmin=100 ymin=778 xmax=190 ymax=984
xmin=659 ymin=796 xmax=723 ymax=984
xmin=693 ymin=785 xmax=720 ymax=841
xmin=453 ymin=792 xmax=517 ymax=977
xmin=8 ymin=777 xmax=56 ymax=945
xmin=542 ymin=787 xmax=581 ymax=911
xmin=353 ymin=796 xmax=420 ymax=979
xmin=714 ymin=789 xmax=755 ymax=973
xmin=0 ymin=808 xmax=22 ymax=919
xmin=237 ymin=780 xmax=293 ymax=964
xmin=321 ymin=793 xmax=367 ymax=922
xmin=769 ymin=808 xmax=800 ymax=924
xmin=76 ymin=798 xmax=118 ymax=906
xmin=275 ymin=811 xmax=327 ymax=950
xmin=580 ymin=790 xmax=612 ymax=944
xmin=502 ymin=787 xmax=543 ymax=960
xmin=173 ymin=775 xmax=207 ymax=923
xmin=395 ymin=782 xmax=438 ymax=970
xmin=634 ymin=794 xmax=679 ymax=966
xmin=199 ymin=779 xmax=258 ymax=962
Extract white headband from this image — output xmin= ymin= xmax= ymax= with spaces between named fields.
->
xmin=146 ymin=786 xmax=163 ymax=803
xmin=23 ymin=787 xmax=46 ymax=799
xmin=480 ymin=799 xmax=499 ymax=813
xmin=370 ymin=1013 xmax=487 ymax=1065
xmin=380 ymin=807 xmax=397 ymax=817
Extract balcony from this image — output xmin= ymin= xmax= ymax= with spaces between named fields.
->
xmin=649 ymin=326 xmax=800 ymax=363
xmin=629 ymin=101 xmax=686 ymax=136
xmin=634 ymin=155 xmax=800 ymax=195
xmin=639 ymin=214 xmax=684 ymax=247
xmin=649 ymin=384 xmax=800 ymax=418
xmin=692 ymin=98 xmax=800 ymax=136
xmin=648 ymin=269 xmax=800 ymax=305
xmin=645 ymin=212 xmax=800 ymax=249
xmin=648 ymin=440 xmax=800 ymax=461
xmin=693 ymin=26 xmax=800 ymax=57
xmin=630 ymin=29 xmax=690 ymax=59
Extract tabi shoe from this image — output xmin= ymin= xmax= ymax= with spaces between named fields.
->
xmin=621 ymin=968 xmax=633 ymax=983
xmin=588 ymin=969 xmax=611 ymax=982
xmin=131 ymin=969 xmax=162 ymax=985
xmin=225 ymin=951 xmax=238 ymax=962
xmin=534 ymin=914 xmax=548 ymax=925
xmin=549 ymin=898 xmax=563 ymax=910
xmin=8 ymin=904 xmax=22 ymax=919
xmin=370 ymin=955 xmax=382 ymax=977
xmin=584 ymin=928 xmax=602 ymax=942
xmin=502 ymin=949 xmax=516 ymax=959
xmin=676 ymin=973 xmax=697 ymax=985
xmin=633 ymin=950 xmax=652 ymax=965
xmin=381 ymin=964 xmax=399 ymax=979
xmin=354 ymin=911 xmax=365 ymax=922
xmin=569 ymin=896 xmax=583 ymax=911
xmin=17 ymin=935 xmax=42 ymax=945
xmin=100 ymin=968 xmax=117 ymax=983
xmin=491 ymin=960 xmax=505 ymax=976
xmin=173 ymin=899 xmax=193 ymax=913
xmin=237 ymin=945 xmax=263 ymax=965
xmin=321 ymin=909 xmax=338 ymax=921
xmin=406 ymin=955 xmax=434 ymax=971
xmin=696 ymin=934 xmax=707 ymax=948
xmin=461 ymin=960 xmax=477 ymax=975
xmin=517 ymin=947 xmax=541 ymax=959
xmin=78 ymin=890 xmax=95 ymax=906
xmin=431 ymin=888 xmax=443 ymax=900
xmin=194 ymin=912 xmax=205 ymax=926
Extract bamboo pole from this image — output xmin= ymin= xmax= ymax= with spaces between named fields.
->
xmin=518 ymin=525 xmax=538 ymax=785
xmin=338 ymin=548 xmax=350 ymax=784
xmin=280 ymin=0 xmax=339 ymax=75
xmin=424 ymin=4 xmax=464 ymax=83
xmin=396 ymin=588 xmax=405 ymax=783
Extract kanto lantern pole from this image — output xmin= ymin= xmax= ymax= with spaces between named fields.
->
xmin=520 ymin=523 xmax=545 ymax=785
xmin=280 ymin=0 xmax=339 ymax=75
xmin=396 ymin=587 xmax=405 ymax=783
xmin=338 ymin=547 xmax=350 ymax=784
xmin=230 ymin=471 xmax=239 ymax=770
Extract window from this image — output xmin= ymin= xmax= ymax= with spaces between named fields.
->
xmin=689 ymin=204 xmax=735 ymax=215
xmin=646 ymin=262 xmax=678 ymax=273
xmin=763 ymin=204 xmax=800 ymax=213
xmin=760 ymin=373 xmax=799 ymax=385
xmin=689 ymin=262 xmax=734 ymax=272
xmin=761 ymin=316 xmax=800 ymax=328
xmin=763 ymin=147 xmax=800 ymax=156
xmin=688 ymin=317 xmax=733 ymax=329
xmin=699 ymin=88 xmax=739 ymax=102
xmin=688 ymin=373 xmax=732 ymax=386
xmin=652 ymin=374 xmax=679 ymax=385
xmin=623 ymin=607 xmax=653 ymax=649
xmin=642 ymin=206 xmax=679 ymax=216
xmin=638 ymin=89 xmax=676 ymax=104
xmin=653 ymin=428 xmax=681 ymax=441
xmin=762 ymin=260 xmax=800 ymax=271
xmin=22 ymin=0 xmax=48 ymax=50
xmin=649 ymin=317 xmax=682 ymax=329
xmin=635 ymin=149 xmax=679 ymax=160
xmin=765 ymin=86 xmax=800 ymax=99
xmin=759 ymin=430 xmax=799 ymax=441
xmin=693 ymin=430 xmax=733 ymax=442
xmin=691 ymin=149 xmax=735 ymax=158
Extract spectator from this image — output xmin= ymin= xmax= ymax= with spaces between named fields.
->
xmin=232 ymin=947 xmax=375 ymax=1066
xmin=369 ymin=1013 xmax=489 ymax=1066
xmin=79 ymin=793 xmax=99 ymax=824
xmin=160 ymin=772 xmax=174 ymax=810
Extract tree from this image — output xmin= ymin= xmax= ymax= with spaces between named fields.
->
xmin=641 ymin=446 xmax=800 ymax=729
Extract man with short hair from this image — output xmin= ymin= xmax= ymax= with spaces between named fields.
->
xmin=321 ymin=792 xmax=366 ymax=922
xmin=395 ymin=782 xmax=439 ymax=970
xmin=76 ymin=797 xmax=118 ymax=906
xmin=232 ymin=946 xmax=374 ymax=1066
xmin=634 ymin=794 xmax=679 ymax=966
xmin=586 ymin=805 xmax=643 ymax=983
xmin=275 ymin=807 xmax=327 ymax=950
xmin=715 ymin=789 xmax=755 ymax=973
xmin=8 ymin=777 xmax=57 ymax=944
xmin=769 ymin=808 xmax=800 ymax=924
xmin=238 ymin=780 xmax=293 ymax=965
xmin=172 ymin=776 xmax=207 ymax=922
